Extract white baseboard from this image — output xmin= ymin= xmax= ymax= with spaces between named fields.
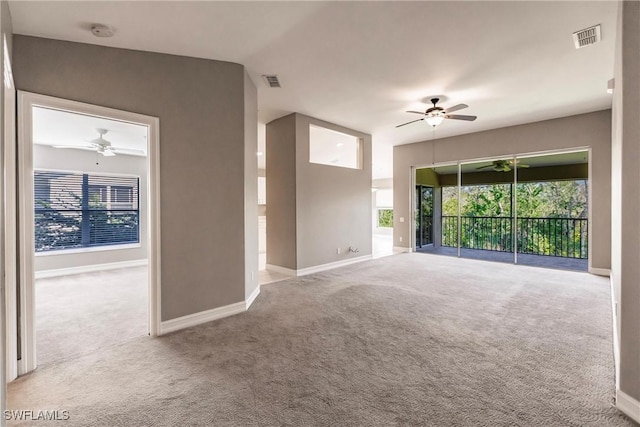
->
xmin=159 ymin=285 xmax=262 ymax=335
xmin=267 ymin=255 xmax=372 ymax=277
xmin=265 ymin=263 xmax=296 ymax=276
xmin=393 ymin=246 xmax=412 ymax=253
xmin=296 ymin=255 xmax=371 ymax=276
xmin=159 ymin=301 xmax=246 ymax=335
xmin=589 ymin=267 xmax=611 ymax=277
xmin=35 ymin=259 xmax=148 ymax=279
xmin=616 ymin=389 xmax=640 ymax=423
xmin=246 ymin=285 xmax=261 ymax=310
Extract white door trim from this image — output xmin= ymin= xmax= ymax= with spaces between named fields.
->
xmin=3 ymin=35 xmax=17 ymax=383
xmin=15 ymin=92 xmax=161 ymax=375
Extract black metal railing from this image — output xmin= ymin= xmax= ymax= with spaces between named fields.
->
xmin=416 ymin=217 xmax=433 ymax=247
xmin=441 ymin=216 xmax=588 ymax=259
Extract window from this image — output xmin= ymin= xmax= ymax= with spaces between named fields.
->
xmin=309 ymin=124 xmax=362 ymax=169
xmin=34 ymin=170 xmax=140 ymax=252
xmin=377 ymin=208 xmax=393 ymax=228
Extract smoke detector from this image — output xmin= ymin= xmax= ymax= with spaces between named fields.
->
xmin=572 ymin=25 xmax=601 ymax=49
xmin=91 ymin=24 xmax=115 ymax=38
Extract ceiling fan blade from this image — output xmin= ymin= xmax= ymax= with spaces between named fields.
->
xmin=406 ymin=110 xmax=426 ymax=115
xmin=443 ymin=104 xmax=468 ymax=114
xmin=112 ymin=147 xmax=147 ymax=156
xmin=475 ymin=164 xmax=494 ymax=170
xmin=446 ymin=114 xmax=477 ymax=121
xmin=52 ymin=145 xmax=96 ymax=151
xmin=101 ymin=150 xmax=116 ymax=157
xmin=396 ymin=118 xmax=424 ymax=128
xmin=516 ymin=164 xmax=530 ymax=168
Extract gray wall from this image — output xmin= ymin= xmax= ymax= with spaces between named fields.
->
xmin=611 ymin=0 xmax=640 ymax=402
xmin=33 ymin=145 xmax=147 ymax=272
xmin=266 ymin=114 xmax=297 ymax=269
xmin=266 ymin=113 xmax=372 ymax=271
xmin=394 ymin=110 xmax=612 ymax=271
xmin=295 ymin=114 xmax=372 ymax=269
xmin=13 ymin=36 xmax=256 ymax=321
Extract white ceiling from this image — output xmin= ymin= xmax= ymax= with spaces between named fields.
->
xmin=9 ymin=1 xmax=617 ymax=178
xmin=33 ymin=106 xmax=148 ymax=155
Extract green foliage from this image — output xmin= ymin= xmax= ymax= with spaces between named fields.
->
xmin=442 ymin=187 xmax=458 ymax=216
xmin=378 ymin=209 xmax=393 ymax=228
xmin=437 ymin=180 xmax=588 ymax=258
xmin=35 ymin=189 xmax=83 ymax=251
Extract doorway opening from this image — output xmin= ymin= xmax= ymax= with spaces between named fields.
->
xmin=13 ymin=93 xmax=160 ymax=376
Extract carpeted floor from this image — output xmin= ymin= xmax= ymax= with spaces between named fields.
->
xmin=9 ymin=254 xmax=634 ymax=426
xmin=36 ymin=266 xmax=148 ymax=365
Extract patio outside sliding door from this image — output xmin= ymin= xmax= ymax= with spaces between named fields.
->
xmin=414 ymin=165 xmax=457 ymax=257
xmin=458 ymin=159 xmax=516 ymax=264
xmin=514 ymin=151 xmax=589 ymax=271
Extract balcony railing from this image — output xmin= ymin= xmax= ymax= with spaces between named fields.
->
xmin=441 ymin=216 xmax=588 ymax=259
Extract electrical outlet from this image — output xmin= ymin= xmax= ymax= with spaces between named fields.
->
xmin=337 ymin=248 xmax=341 ymax=254
xmin=399 ymin=236 xmax=403 ymax=242
xmin=400 ymin=217 xmax=405 ymax=223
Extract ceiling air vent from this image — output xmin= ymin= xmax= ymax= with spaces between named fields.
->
xmin=262 ymin=74 xmax=281 ymax=88
xmin=572 ymin=25 xmax=601 ymax=49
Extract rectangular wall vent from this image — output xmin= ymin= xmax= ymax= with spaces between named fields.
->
xmin=262 ymin=74 xmax=281 ymax=88
xmin=572 ymin=25 xmax=601 ymax=49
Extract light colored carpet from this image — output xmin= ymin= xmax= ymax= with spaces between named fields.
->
xmin=36 ymin=266 xmax=148 ymax=366
xmin=9 ymin=254 xmax=633 ymax=426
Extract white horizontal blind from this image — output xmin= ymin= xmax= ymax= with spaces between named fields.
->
xmin=34 ymin=169 xmax=140 ymax=252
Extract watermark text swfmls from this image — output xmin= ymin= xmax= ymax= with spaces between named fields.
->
xmin=4 ymin=410 xmax=70 ymax=421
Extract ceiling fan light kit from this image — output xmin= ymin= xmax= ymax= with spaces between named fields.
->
xmin=425 ymin=115 xmax=444 ymax=127
xmin=396 ymin=97 xmax=477 ymax=129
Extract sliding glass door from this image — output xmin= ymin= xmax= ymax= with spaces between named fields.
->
xmin=459 ymin=159 xmax=515 ymax=264
xmin=415 ymin=185 xmax=433 ymax=248
xmin=515 ymin=152 xmax=588 ymax=270
xmin=414 ymin=151 xmax=588 ymax=271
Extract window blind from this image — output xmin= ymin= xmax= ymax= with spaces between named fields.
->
xmin=34 ymin=170 xmax=140 ymax=252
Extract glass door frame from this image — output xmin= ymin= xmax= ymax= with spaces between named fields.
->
xmin=415 ymin=184 xmax=434 ymax=249
xmin=411 ymin=147 xmax=591 ymax=267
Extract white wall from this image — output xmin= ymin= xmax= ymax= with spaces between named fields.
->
xmin=33 ymin=144 xmax=147 ymax=272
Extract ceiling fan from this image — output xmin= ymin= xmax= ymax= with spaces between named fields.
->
xmin=396 ymin=98 xmax=477 ymax=128
xmin=476 ymin=159 xmax=530 ymax=172
xmin=53 ymin=128 xmax=146 ymax=157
